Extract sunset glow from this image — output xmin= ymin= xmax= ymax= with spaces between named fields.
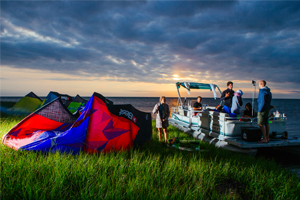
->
xmin=1 ymin=1 xmax=299 ymax=98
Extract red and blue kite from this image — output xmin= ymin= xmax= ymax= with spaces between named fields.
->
xmin=2 ymin=93 xmax=152 ymax=154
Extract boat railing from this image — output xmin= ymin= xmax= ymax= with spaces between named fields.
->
xmin=222 ymin=116 xmax=287 ymax=122
xmin=172 ymin=106 xmax=287 ymax=122
xmin=217 ymin=117 xmax=287 ymax=135
xmin=268 ymin=116 xmax=287 ymax=121
xmin=171 ymin=107 xmax=178 ymax=114
xmin=174 ymin=107 xmax=207 ymax=117
xmin=222 ymin=116 xmax=253 ymax=122
xmin=214 ymin=115 xmax=288 ymax=138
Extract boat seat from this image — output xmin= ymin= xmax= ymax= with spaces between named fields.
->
xmin=187 ymin=105 xmax=193 ymax=116
xmin=178 ymin=106 xmax=188 ymax=116
xmin=179 ymin=109 xmax=184 ymax=116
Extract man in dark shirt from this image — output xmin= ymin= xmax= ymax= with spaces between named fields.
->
xmin=220 ymin=81 xmax=235 ymax=108
xmin=193 ymin=96 xmax=202 ymax=110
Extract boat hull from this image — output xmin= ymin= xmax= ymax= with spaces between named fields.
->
xmin=170 ymin=110 xmax=300 ymax=155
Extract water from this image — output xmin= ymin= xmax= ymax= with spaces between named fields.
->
xmin=1 ymin=96 xmax=300 ymax=177
xmin=106 ymin=97 xmax=299 ymax=136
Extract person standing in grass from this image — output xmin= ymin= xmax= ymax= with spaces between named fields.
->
xmin=257 ymin=80 xmax=272 ymax=143
xmin=152 ymin=96 xmax=170 ymax=143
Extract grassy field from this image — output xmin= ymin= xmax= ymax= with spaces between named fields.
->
xmin=1 ymin=114 xmax=300 ymax=200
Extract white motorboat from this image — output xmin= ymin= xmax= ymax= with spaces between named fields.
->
xmin=169 ymin=82 xmax=300 ymax=155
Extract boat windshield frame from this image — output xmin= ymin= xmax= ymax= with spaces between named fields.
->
xmin=176 ymin=82 xmax=222 ymax=107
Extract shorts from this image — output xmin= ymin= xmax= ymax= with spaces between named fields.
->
xmin=162 ymin=120 xmax=169 ymax=129
xmin=257 ymin=110 xmax=269 ymax=125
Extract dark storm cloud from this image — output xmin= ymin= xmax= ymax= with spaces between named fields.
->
xmin=1 ymin=1 xmax=300 ymax=85
xmin=1 ymin=41 xmax=94 ymax=63
xmin=147 ymin=1 xmax=237 ymax=18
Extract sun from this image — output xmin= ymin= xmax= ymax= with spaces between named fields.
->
xmin=173 ymin=74 xmax=180 ymax=80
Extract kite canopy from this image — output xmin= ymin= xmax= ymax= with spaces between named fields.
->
xmin=41 ymin=91 xmax=73 ymax=108
xmin=176 ymin=82 xmax=222 ymax=100
xmin=68 ymin=94 xmax=88 ymax=114
xmin=72 ymin=94 xmax=88 ymax=103
xmin=2 ymin=92 xmax=152 ymax=154
xmin=9 ymin=92 xmax=42 ymax=114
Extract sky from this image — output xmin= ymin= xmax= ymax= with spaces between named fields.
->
xmin=1 ymin=1 xmax=300 ymax=98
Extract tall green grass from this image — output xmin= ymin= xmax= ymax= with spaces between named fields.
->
xmin=1 ymin=116 xmax=299 ymax=200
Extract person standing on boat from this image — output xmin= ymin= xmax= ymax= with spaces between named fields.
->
xmin=152 ymin=96 xmax=170 ymax=143
xmin=231 ymin=90 xmax=243 ymax=116
xmin=221 ymin=81 xmax=235 ymax=109
xmin=257 ymin=80 xmax=272 ymax=143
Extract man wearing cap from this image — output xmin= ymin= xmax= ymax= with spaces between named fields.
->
xmin=231 ymin=90 xmax=243 ymax=115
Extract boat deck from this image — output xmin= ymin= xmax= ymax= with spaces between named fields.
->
xmin=226 ymin=136 xmax=300 ymax=149
xmin=169 ymin=118 xmax=300 ymax=149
